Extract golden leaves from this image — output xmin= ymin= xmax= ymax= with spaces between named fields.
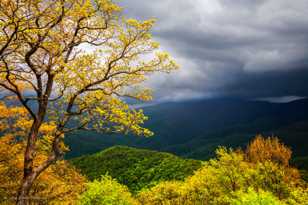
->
xmin=0 ymin=0 xmax=179 ymax=202
xmin=93 ymin=97 xmax=153 ymax=137
xmin=125 ymin=18 xmax=156 ymax=30
xmin=2 ymin=0 xmax=178 ymax=139
xmin=137 ymin=137 xmax=307 ymax=205
xmin=96 ymin=0 xmax=122 ymax=14
xmin=0 ymin=135 xmax=86 ymax=204
xmin=246 ymin=135 xmax=292 ymax=166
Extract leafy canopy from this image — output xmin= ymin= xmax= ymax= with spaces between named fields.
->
xmin=0 ymin=0 xmax=178 ymax=138
xmin=0 ymin=0 xmax=178 ymax=201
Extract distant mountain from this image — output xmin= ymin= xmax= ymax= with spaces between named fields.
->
xmin=71 ymin=146 xmax=202 ymax=192
xmin=66 ymin=98 xmax=308 ymax=160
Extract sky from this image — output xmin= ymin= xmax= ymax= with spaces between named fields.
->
xmin=117 ymin=0 xmax=308 ymax=102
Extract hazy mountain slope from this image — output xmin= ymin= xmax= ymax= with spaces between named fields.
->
xmin=71 ymin=146 xmax=202 ymax=192
xmin=66 ymin=98 xmax=308 ymax=159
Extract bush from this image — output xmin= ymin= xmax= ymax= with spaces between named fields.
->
xmin=231 ymin=188 xmax=282 ymax=205
xmin=78 ymin=175 xmax=138 ymax=205
xmin=138 ymin=181 xmax=184 ymax=205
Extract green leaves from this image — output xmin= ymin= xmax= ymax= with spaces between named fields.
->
xmin=78 ymin=175 xmax=138 ymax=205
xmin=231 ymin=188 xmax=282 ymax=205
xmin=136 ymin=139 xmax=308 ymax=205
xmin=71 ymin=146 xmax=202 ymax=193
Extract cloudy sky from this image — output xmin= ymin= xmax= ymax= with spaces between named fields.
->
xmin=117 ymin=0 xmax=308 ymax=102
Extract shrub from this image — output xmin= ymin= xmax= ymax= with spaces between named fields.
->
xmin=246 ymin=135 xmax=292 ymax=166
xmin=231 ymin=188 xmax=283 ymax=205
xmin=78 ymin=175 xmax=138 ymax=205
xmin=138 ymin=181 xmax=184 ymax=205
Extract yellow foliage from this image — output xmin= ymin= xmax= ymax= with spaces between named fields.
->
xmin=136 ymin=137 xmax=308 ymax=205
xmin=1 ymin=0 xmax=177 ymax=202
xmin=0 ymin=103 xmax=58 ymax=142
xmin=0 ymin=103 xmax=85 ymax=204
xmin=0 ymin=135 xmax=86 ymax=205
xmin=138 ymin=181 xmax=184 ymax=205
xmin=246 ymin=135 xmax=292 ymax=166
xmin=78 ymin=175 xmax=138 ymax=205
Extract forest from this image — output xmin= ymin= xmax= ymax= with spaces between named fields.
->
xmin=1 ymin=131 xmax=308 ymax=204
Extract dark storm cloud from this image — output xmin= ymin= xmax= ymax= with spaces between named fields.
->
xmin=116 ymin=0 xmax=308 ymax=101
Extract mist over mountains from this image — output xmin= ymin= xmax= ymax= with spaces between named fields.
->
xmin=66 ymin=98 xmax=308 ymax=159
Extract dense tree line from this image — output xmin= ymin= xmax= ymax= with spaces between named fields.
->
xmin=79 ymin=136 xmax=308 ymax=205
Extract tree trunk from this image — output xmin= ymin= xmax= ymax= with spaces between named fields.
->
xmin=16 ymin=124 xmax=61 ymax=204
xmin=16 ymin=173 xmax=37 ymax=205
xmin=16 ymin=76 xmax=55 ymax=204
xmin=16 ymin=122 xmax=40 ymax=205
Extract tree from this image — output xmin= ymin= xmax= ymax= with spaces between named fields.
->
xmin=137 ymin=181 xmax=184 ymax=205
xmin=0 ymin=0 xmax=178 ymax=204
xmin=246 ymin=135 xmax=292 ymax=166
xmin=78 ymin=175 xmax=138 ymax=205
xmin=0 ymin=103 xmax=86 ymax=204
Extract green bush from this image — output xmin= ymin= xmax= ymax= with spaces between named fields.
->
xmin=78 ymin=175 xmax=138 ymax=205
xmin=138 ymin=181 xmax=184 ymax=205
xmin=231 ymin=188 xmax=283 ymax=205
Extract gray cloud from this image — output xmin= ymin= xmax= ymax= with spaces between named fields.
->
xmin=116 ymin=0 xmax=308 ymax=101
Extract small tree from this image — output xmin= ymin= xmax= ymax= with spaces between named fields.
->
xmin=0 ymin=0 xmax=178 ymax=204
xmin=78 ymin=175 xmax=138 ymax=205
xmin=246 ymin=135 xmax=292 ymax=166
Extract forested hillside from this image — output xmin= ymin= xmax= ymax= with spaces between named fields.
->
xmin=66 ymin=98 xmax=308 ymax=159
xmin=75 ymin=136 xmax=308 ymax=205
xmin=71 ymin=146 xmax=202 ymax=192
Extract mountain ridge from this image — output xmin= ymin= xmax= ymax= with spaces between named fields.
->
xmin=71 ymin=145 xmax=202 ymax=192
xmin=66 ymin=98 xmax=308 ymax=159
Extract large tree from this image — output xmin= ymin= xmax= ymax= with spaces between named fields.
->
xmin=0 ymin=0 xmax=178 ymax=204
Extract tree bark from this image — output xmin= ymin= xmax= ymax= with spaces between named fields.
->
xmin=16 ymin=173 xmax=37 ymax=205
xmin=16 ymin=121 xmax=62 ymax=204
xmin=16 ymin=122 xmax=41 ymax=205
xmin=16 ymin=70 xmax=55 ymax=204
